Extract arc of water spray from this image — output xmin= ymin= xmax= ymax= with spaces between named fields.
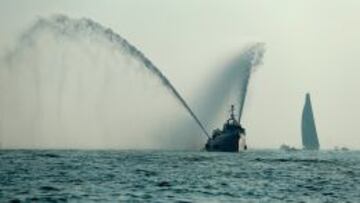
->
xmin=237 ymin=69 xmax=251 ymax=122
xmin=237 ymin=43 xmax=265 ymax=122
xmin=20 ymin=15 xmax=210 ymax=138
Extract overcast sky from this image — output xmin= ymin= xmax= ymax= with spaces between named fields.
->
xmin=1 ymin=0 xmax=359 ymax=149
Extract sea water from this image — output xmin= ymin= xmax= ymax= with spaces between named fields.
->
xmin=0 ymin=150 xmax=359 ymax=202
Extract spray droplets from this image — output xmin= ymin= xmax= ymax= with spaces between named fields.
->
xmin=2 ymin=15 xmax=207 ymax=148
xmin=236 ymin=43 xmax=266 ymax=121
xmin=0 ymin=15 xmax=265 ymax=148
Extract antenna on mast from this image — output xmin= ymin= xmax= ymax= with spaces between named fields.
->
xmin=230 ymin=105 xmax=235 ymax=120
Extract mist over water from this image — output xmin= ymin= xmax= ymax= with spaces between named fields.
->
xmin=0 ymin=15 xmax=207 ymax=148
xmin=0 ymin=15 xmax=264 ymax=149
xmin=235 ymin=44 xmax=265 ymax=121
xmin=200 ymin=44 xmax=265 ymax=125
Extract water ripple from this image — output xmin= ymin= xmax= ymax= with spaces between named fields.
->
xmin=0 ymin=150 xmax=359 ymax=202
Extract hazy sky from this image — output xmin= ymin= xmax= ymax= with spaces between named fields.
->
xmin=1 ymin=0 xmax=360 ymax=149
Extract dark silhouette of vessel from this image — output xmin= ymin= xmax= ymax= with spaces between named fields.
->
xmin=205 ymin=105 xmax=246 ymax=152
xmin=302 ymin=93 xmax=320 ymax=150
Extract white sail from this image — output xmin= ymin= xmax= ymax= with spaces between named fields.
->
xmin=301 ymin=93 xmax=320 ymax=150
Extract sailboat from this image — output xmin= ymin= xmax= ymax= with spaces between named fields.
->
xmin=301 ymin=93 xmax=320 ymax=150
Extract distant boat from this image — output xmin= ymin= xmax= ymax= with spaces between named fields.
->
xmin=301 ymin=93 xmax=320 ymax=150
xmin=279 ymin=144 xmax=298 ymax=152
xmin=334 ymin=146 xmax=350 ymax=151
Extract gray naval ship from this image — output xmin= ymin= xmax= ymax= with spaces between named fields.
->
xmin=205 ymin=105 xmax=246 ymax=152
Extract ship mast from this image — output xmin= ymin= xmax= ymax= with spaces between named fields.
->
xmin=230 ymin=105 xmax=236 ymax=120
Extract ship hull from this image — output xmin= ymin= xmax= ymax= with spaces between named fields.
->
xmin=205 ymin=132 xmax=240 ymax=152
